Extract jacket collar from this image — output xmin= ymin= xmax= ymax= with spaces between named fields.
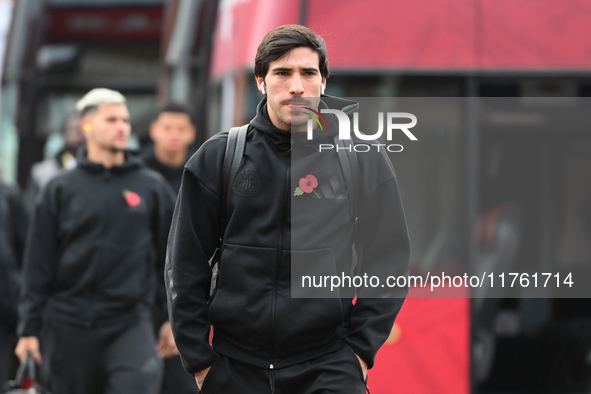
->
xmin=76 ymin=147 xmax=142 ymax=174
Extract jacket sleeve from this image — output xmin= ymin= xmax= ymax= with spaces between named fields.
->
xmin=18 ymin=182 xmax=60 ymax=338
xmin=4 ymin=185 xmax=28 ymax=267
xmin=344 ymin=172 xmax=410 ymax=369
xmin=0 ymin=185 xmax=28 ymax=325
xmin=151 ymin=178 xmax=177 ymax=327
xmin=165 ymin=138 xmax=225 ymax=375
xmin=12 ymin=190 xmax=29 ymax=267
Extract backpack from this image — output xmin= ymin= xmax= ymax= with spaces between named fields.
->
xmin=208 ymin=124 xmax=363 ymax=299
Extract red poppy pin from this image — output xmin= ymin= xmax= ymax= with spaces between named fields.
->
xmin=294 ymin=174 xmax=320 ymax=198
xmin=123 ymin=189 xmax=141 ymax=207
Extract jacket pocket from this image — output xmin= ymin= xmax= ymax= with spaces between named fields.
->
xmin=344 ymin=343 xmax=367 ymax=383
xmin=199 ymin=356 xmax=220 ymax=393
xmin=274 ymin=248 xmax=345 ymax=358
xmin=208 ymin=243 xmax=276 ymax=353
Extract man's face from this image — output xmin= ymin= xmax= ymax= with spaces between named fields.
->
xmin=150 ymin=112 xmax=196 ymax=154
xmin=256 ymin=46 xmax=326 ymax=131
xmin=83 ymin=103 xmax=131 ymax=152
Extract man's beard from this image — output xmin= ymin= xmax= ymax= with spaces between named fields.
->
xmin=108 ymin=146 xmax=125 ymax=153
xmin=289 ymin=114 xmax=309 ymax=128
xmin=99 ymin=141 xmax=126 ymax=153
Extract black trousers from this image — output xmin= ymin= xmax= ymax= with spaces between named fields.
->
xmin=200 ymin=344 xmax=368 ymax=394
xmin=162 ymin=355 xmax=199 ymax=394
xmin=41 ymin=317 xmax=162 ymax=394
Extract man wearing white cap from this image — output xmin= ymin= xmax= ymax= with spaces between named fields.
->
xmin=15 ymin=88 xmax=176 ymax=394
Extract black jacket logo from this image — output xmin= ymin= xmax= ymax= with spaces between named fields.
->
xmin=232 ymin=168 xmax=260 ymax=196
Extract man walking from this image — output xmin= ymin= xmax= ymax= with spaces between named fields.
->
xmin=143 ymin=103 xmax=198 ymax=394
xmin=16 ymin=88 xmax=176 ymax=394
xmin=166 ymin=25 xmax=410 ymax=393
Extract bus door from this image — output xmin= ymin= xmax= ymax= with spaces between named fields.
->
xmin=477 ymin=82 xmax=591 ymax=393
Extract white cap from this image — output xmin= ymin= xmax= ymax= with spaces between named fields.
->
xmin=76 ymin=88 xmax=126 ymax=112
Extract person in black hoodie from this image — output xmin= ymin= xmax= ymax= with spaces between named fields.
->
xmin=15 ymin=88 xmax=176 ymax=394
xmin=166 ymin=25 xmax=410 ymax=394
xmin=143 ymin=104 xmax=199 ymax=394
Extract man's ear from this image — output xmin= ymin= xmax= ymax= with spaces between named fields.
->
xmin=255 ymin=76 xmax=265 ymax=94
xmin=81 ymin=118 xmax=92 ymax=138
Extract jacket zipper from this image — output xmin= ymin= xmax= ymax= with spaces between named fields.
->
xmin=86 ymin=170 xmax=110 ymax=328
xmin=269 ymin=137 xmax=292 ymax=376
xmin=269 ymin=364 xmax=275 ymax=394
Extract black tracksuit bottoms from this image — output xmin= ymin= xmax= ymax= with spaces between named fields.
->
xmin=41 ymin=316 xmax=162 ymax=394
xmin=199 ymin=344 xmax=368 ymax=394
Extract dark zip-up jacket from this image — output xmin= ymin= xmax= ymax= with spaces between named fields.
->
xmin=18 ymin=149 xmax=176 ymax=337
xmin=141 ymin=148 xmax=184 ymax=194
xmin=0 ymin=183 xmax=27 ymax=328
xmin=166 ymin=96 xmax=410 ymax=375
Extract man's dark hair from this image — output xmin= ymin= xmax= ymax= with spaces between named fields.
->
xmin=154 ymin=102 xmax=194 ymax=123
xmin=80 ymin=106 xmax=98 ymax=118
xmin=254 ymin=24 xmax=330 ymax=79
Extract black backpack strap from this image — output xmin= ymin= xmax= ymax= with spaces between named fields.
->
xmin=222 ymin=124 xmax=249 ymax=224
xmin=334 ymin=134 xmax=363 ymax=274
xmin=334 ymin=135 xmax=361 ymax=219
xmin=210 ymin=124 xmax=248 ymax=301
